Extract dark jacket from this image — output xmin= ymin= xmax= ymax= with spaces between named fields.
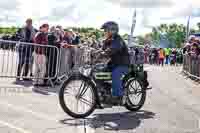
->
xmin=102 ymin=34 xmax=130 ymax=67
xmin=47 ymin=32 xmax=60 ymax=57
xmin=17 ymin=27 xmax=37 ymax=56
xmin=18 ymin=26 xmax=37 ymax=43
xmin=63 ymin=36 xmax=72 ymax=44
xmin=72 ymin=35 xmax=80 ymax=45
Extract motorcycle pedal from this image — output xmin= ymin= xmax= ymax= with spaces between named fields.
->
xmin=102 ymin=104 xmax=113 ymax=108
xmin=96 ymin=104 xmax=104 ymax=109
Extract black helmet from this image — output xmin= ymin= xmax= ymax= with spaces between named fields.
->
xmin=101 ymin=21 xmax=119 ymax=35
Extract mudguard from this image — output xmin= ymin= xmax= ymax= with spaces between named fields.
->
xmin=123 ymin=65 xmax=149 ymax=88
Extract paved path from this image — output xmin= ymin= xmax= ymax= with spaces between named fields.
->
xmin=0 ymin=65 xmax=200 ymax=133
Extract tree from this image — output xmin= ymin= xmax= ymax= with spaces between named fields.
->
xmin=137 ymin=35 xmax=145 ymax=45
xmin=197 ymin=22 xmax=200 ymax=32
xmin=143 ymin=24 xmax=188 ymax=48
xmin=122 ymin=34 xmax=129 ymax=40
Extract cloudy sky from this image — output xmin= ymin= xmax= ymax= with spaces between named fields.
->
xmin=0 ymin=0 xmax=200 ymax=35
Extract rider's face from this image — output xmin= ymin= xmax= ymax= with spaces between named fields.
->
xmin=104 ymin=31 xmax=112 ymax=39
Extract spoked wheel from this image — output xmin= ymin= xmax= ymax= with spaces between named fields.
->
xmin=125 ymin=78 xmax=146 ymax=111
xmin=59 ymin=74 xmax=97 ymax=118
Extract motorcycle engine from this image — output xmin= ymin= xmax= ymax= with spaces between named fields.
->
xmin=98 ymin=83 xmax=112 ymax=102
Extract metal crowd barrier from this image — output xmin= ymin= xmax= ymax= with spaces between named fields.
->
xmin=56 ymin=47 xmax=72 ymax=81
xmin=0 ymin=39 xmax=59 ymax=84
xmin=49 ymin=45 xmax=95 ymax=83
xmin=0 ymin=40 xmax=98 ymax=86
xmin=183 ymin=54 xmax=200 ymax=80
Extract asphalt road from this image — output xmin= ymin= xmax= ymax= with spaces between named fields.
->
xmin=0 ymin=65 xmax=200 ymax=133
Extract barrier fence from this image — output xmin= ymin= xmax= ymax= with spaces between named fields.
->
xmin=0 ymin=39 xmax=60 ymax=85
xmin=56 ymin=46 xmax=92 ymax=82
xmin=0 ymin=39 xmax=98 ymax=86
xmin=183 ymin=54 xmax=200 ymax=80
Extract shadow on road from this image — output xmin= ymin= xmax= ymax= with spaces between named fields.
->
xmin=32 ymin=86 xmax=59 ymax=95
xmin=13 ymin=80 xmax=33 ymax=87
xmin=32 ymin=84 xmax=61 ymax=95
xmin=60 ymin=110 xmax=155 ymax=131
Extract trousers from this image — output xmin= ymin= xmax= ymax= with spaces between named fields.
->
xmin=33 ymin=53 xmax=46 ymax=84
xmin=112 ymin=66 xmax=128 ymax=96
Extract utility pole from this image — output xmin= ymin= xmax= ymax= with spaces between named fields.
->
xmin=128 ymin=9 xmax=137 ymax=46
xmin=186 ymin=16 xmax=191 ymax=41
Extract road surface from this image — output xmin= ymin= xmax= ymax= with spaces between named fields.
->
xmin=0 ymin=65 xmax=200 ymax=133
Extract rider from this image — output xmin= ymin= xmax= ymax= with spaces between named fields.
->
xmin=101 ymin=21 xmax=130 ymax=105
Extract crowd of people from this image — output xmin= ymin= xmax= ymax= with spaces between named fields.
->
xmin=182 ymin=35 xmax=200 ymax=78
xmin=14 ymin=18 xmax=83 ymax=86
xmin=130 ymin=46 xmax=183 ymax=66
xmin=183 ymin=35 xmax=200 ymax=56
xmin=144 ymin=47 xmax=183 ymax=66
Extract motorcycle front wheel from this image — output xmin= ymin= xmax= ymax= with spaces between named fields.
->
xmin=124 ymin=78 xmax=146 ymax=111
xmin=59 ymin=74 xmax=97 ymax=118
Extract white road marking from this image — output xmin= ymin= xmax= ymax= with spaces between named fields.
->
xmin=0 ymin=101 xmax=96 ymax=133
xmin=0 ymin=101 xmax=57 ymax=122
xmin=0 ymin=120 xmax=32 ymax=133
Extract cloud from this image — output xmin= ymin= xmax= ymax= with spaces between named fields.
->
xmin=0 ymin=0 xmax=200 ymax=35
xmin=141 ymin=5 xmax=200 ymax=29
xmin=40 ymin=0 xmax=122 ymax=28
xmin=0 ymin=0 xmax=20 ymax=10
xmin=0 ymin=16 xmax=5 ymax=22
xmin=140 ymin=9 xmax=161 ymax=28
xmin=173 ymin=7 xmax=200 ymax=17
xmin=50 ymin=4 xmax=77 ymax=20
xmin=106 ymin=0 xmax=174 ymax=8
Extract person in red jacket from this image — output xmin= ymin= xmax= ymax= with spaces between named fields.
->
xmin=33 ymin=24 xmax=49 ymax=86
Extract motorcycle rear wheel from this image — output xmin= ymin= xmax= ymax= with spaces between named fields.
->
xmin=59 ymin=74 xmax=97 ymax=118
xmin=124 ymin=78 xmax=146 ymax=111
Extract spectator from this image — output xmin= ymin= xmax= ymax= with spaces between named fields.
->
xmin=16 ymin=18 xmax=37 ymax=82
xmin=159 ymin=48 xmax=165 ymax=66
xmin=164 ymin=48 xmax=171 ymax=65
xmin=56 ymin=25 xmax=65 ymax=37
xmin=144 ymin=48 xmax=148 ymax=64
xmin=54 ymin=27 xmax=64 ymax=43
xmin=188 ymin=35 xmax=195 ymax=44
xmin=191 ymin=42 xmax=200 ymax=56
xmin=90 ymin=35 xmax=100 ymax=49
xmin=192 ymin=38 xmax=200 ymax=56
xmin=176 ymin=48 xmax=183 ymax=65
xmin=62 ymin=29 xmax=80 ymax=69
xmin=45 ymin=26 xmax=60 ymax=84
xmin=152 ymin=48 xmax=158 ymax=65
xmin=33 ymin=24 xmax=49 ymax=86
xmin=183 ymin=43 xmax=190 ymax=54
xmin=72 ymin=32 xmax=80 ymax=45
xmin=170 ymin=48 xmax=177 ymax=65
xmin=63 ymin=31 xmax=73 ymax=45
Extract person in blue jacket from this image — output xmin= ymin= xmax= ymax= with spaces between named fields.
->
xmin=101 ymin=21 xmax=130 ymax=105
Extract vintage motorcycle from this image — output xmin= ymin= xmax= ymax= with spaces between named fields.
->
xmin=59 ymin=50 xmax=151 ymax=118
